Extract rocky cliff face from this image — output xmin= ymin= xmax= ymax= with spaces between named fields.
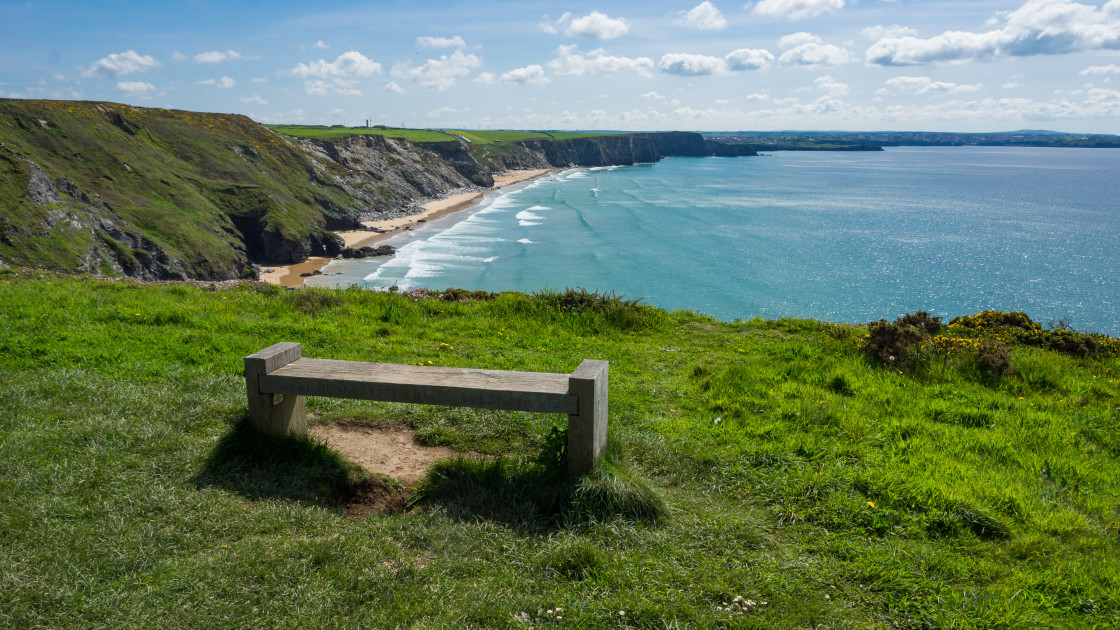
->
xmin=477 ymin=132 xmax=755 ymax=170
xmin=291 ymin=134 xmax=490 ymax=221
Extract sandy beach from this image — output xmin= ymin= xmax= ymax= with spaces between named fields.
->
xmin=259 ymin=169 xmax=552 ymax=288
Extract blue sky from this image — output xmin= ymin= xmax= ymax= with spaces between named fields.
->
xmin=2 ymin=0 xmax=1119 ymax=132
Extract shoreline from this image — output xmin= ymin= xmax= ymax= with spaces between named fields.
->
xmin=259 ymin=169 xmax=553 ymax=288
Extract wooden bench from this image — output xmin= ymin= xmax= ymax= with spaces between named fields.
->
xmin=245 ymin=342 xmax=608 ymax=475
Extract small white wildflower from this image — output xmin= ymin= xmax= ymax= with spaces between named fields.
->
xmin=619 ymin=610 xmax=625 ymax=616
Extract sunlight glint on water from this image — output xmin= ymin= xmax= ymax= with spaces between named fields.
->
xmin=308 ymin=147 xmax=1120 ymax=335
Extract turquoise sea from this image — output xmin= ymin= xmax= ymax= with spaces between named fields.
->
xmin=308 ymin=146 xmax=1120 ymax=335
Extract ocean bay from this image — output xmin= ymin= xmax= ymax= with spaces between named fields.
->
xmin=310 ymin=146 xmax=1120 ymax=335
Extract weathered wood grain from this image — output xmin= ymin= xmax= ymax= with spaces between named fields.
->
xmin=260 ymin=358 xmax=578 ymax=414
xmin=567 ymin=359 xmax=609 ymax=475
xmin=244 ymin=342 xmax=307 ymax=434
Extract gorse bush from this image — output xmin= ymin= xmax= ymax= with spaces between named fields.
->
xmin=863 ymin=311 xmax=942 ymax=369
xmin=863 ymin=310 xmax=1019 ymax=378
xmin=976 ymin=340 xmax=1016 ymax=378
xmin=951 ymin=310 xmax=1040 ymax=332
xmin=895 ymin=310 xmax=943 ymax=336
xmin=951 ymin=309 xmax=1120 ymax=358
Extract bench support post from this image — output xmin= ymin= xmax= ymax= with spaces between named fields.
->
xmin=567 ymin=360 xmax=609 ymax=476
xmin=245 ymin=342 xmax=307 ymax=435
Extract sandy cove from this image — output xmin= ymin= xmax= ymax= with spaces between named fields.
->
xmin=259 ymin=169 xmax=552 ymax=288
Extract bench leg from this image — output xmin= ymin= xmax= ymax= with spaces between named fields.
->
xmin=245 ymin=342 xmax=307 ymax=435
xmin=568 ymin=360 xmax=609 ymax=475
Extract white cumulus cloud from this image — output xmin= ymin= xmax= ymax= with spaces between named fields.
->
xmin=384 ymin=81 xmax=405 ymax=93
xmin=778 ymin=32 xmax=854 ymax=66
xmin=1080 ymin=63 xmax=1120 ymax=75
xmin=501 ymin=65 xmax=550 ymax=85
xmin=391 ymin=49 xmax=482 ymax=91
xmin=290 ymin=51 xmax=383 ymax=78
xmin=241 ymin=95 xmax=268 ymax=105
xmin=199 ymin=76 xmax=237 ymax=88
xmin=556 ymin=11 xmax=631 ymax=39
xmin=474 ymin=72 xmax=496 ymax=84
xmin=885 ymin=75 xmax=984 ymax=94
xmin=548 ymin=45 xmax=655 ymax=77
xmin=312 ymin=40 xmax=330 ymax=49
xmin=659 ymin=53 xmax=726 ymax=75
xmin=417 ymin=36 xmax=467 ymax=49
xmin=861 ymin=24 xmax=919 ymax=40
xmin=725 ymin=48 xmax=775 ymax=70
xmin=866 ymin=0 xmax=1120 ymax=66
xmin=82 ymin=51 xmax=159 ymax=78
xmin=814 ymin=74 xmax=849 ymax=96
xmin=678 ymin=2 xmax=728 ymax=30
xmin=304 ymin=78 xmax=361 ymax=96
xmin=194 ymin=50 xmax=244 ymax=64
xmin=753 ymin=0 xmax=845 ymax=20
xmin=116 ymin=81 xmax=156 ymax=97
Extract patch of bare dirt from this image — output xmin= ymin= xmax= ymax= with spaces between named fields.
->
xmin=312 ymin=419 xmax=460 ymax=516
xmin=332 ymin=476 xmax=412 ymax=519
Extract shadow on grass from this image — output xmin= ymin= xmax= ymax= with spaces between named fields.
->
xmin=193 ymin=415 xmax=366 ymax=506
xmin=412 ymin=430 xmax=668 ymax=532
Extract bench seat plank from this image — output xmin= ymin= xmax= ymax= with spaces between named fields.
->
xmin=259 ymin=357 xmax=578 ymax=414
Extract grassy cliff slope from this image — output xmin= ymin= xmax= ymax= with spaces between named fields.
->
xmin=0 ymin=100 xmax=492 ymax=280
xmin=1 ymin=270 xmax=1117 ymax=628
xmin=0 ymin=100 xmax=378 ymax=278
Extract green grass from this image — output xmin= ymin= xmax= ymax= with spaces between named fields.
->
xmin=268 ymin=126 xmax=613 ymax=144
xmin=445 ymin=130 xmax=612 ymax=144
xmin=2 ymin=271 xmax=1118 ymax=628
xmin=0 ymin=99 xmax=373 ymax=276
xmin=268 ymin=124 xmax=456 ymax=143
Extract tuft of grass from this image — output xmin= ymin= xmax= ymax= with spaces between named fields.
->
xmin=412 ymin=428 xmax=667 ymax=528
xmin=569 ymin=458 xmax=668 ymax=523
xmin=530 ymin=287 xmax=665 ymax=331
xmin=193 ymin=416 xmax=367 ymax=505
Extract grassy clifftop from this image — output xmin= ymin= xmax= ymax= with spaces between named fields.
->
xmin=1 ymin=270 xmax=1117 ymax=628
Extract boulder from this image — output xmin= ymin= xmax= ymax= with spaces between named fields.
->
xmin=341 ymin=244 xmax=397 ymax=259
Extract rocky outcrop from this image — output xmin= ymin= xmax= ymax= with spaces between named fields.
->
xmin=291 ymin=134 xmax=488 ymax=221
xmin=10 ymin=152 xmax=205 ymax=280
xmin=341 ymin=244 xmax=396 ymax=258
xmin=424 ymin=141 xmax=494 ymax=187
